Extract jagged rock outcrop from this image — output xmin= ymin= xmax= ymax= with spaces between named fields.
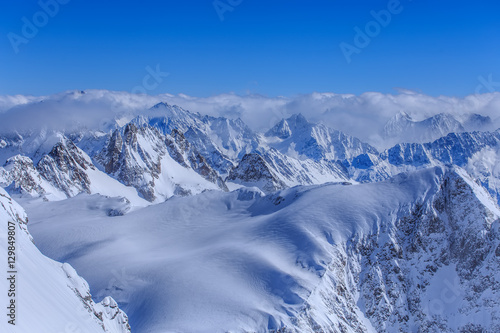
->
xmin=227 ymin=153 xmax=286 ymax=193
xmin=104 ymin=129 xmax=124 ymax=174
xmin=166 ymin=129 xmax=228 ymax=191
xmin=97 ymin=123 xmax=165 ymax=201
xmin=0 ymin=155 xmax=48 ymax=197
xmin=288 ymin=167 xmax=500 ymax=332
xmin=97 ymin=123 xmax=228 ymax=202
xmin=62 ymin=263 xmax=131 ymax=333
xmin=36 ymin=138 xmax=95 ymax=197
xmin=0 ymin=138 xmax=99 ymax=200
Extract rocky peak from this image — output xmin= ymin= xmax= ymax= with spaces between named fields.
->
xmin=48 ymin=139 xmax=95 ymax=172
xmin=227 ymin=153 xmax=286 ymax=193
xmin=463 ymin=113 xmax=493 ymax=131
xmin=123 ymin=123 xmax=138 ymax=146
xmin=166 ymin=128 xmax=229 ymax=191
xmin=170 ymin=128 xmax=189 ymax=151
xmin=104 ymin=130 xmax=123 ymax=174
xmin=287 ymin=113 xmax=310 ymax=129
xmin=266 ymin=118 xmax=292 ymax=139
xmin=0 ymin=155 xmax=48 ymax=198
xmin=151 ymin=101 xmax=169 ymax=109
xmin=36 ymin=138 xmax=95 ymax=197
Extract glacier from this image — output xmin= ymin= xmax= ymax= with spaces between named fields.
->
xmin=19 ymin=166 xmax=500 ymax=332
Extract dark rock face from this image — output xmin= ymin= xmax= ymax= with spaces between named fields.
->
xmin=97 ymin=124 xmax=164 ymax=201
xmin=96 ymin=124 xmax=228 ymax=202
xmin=346 ymin=170 xmax=500 ymax=332
xmin=351 ymin=153 xmax=376 ymax=169
xmin=167 ymin=129 xmax=228 ymax=191
xmin=104 ymin=129 xmax=123 ymax=174
xmin=227 ymin=153 xmax=286 ymax=193
xmin=36 ymin=139 xmax=94 ymax=197
xmin=0 ymin=155 xmax=46 ymax=196
xmin=287 ymin=168 xmax=500 ymax=332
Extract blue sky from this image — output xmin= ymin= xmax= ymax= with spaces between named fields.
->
xmin=1 ymin=0 xmax=499 ymax=97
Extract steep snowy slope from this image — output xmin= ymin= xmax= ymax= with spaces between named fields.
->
xmin=95 ymin=123 xmax=226 ymax=202
xmin=25 ymin=167 xmax=500 ymax=333
xmin=227 ymin=149 xmax=350 ymax=193
xmin=466 ymin=145 xmax=500 ymax=206
xmin=134 ymin=102 xmax=259 ymax=173
xmin=0 ymin=188 xmax=130 ymax=333
xmin=265 ymin=114 xmax=378 ymax=162
xmin=0 ymin=129 xmax=65 ymax=165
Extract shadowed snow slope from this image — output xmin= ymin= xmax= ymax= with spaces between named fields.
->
xmin=23 ymin=167 xmax=500 ymax=333
xmin=0 ymin=188 xmax=130 ymax=333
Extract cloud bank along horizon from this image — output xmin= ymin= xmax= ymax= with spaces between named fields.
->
xmin=1 ymin=89 xmax=500 ymax=149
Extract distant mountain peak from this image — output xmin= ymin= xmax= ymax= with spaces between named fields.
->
xmin=395 ymin=110 xmax=412 ymax=120
xmin=287 ymin=113 xmax=310 ymax=127
xmin=265 ymin=118 xmax=292 ymax=139
xmin=150 ymin=101 xmax=170 ymax=109
xmin=383 ymin=111 xmax=465 ymax=144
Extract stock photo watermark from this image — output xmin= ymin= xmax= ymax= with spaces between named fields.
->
xmin=131 ymin=64 xmax=169 ymax=95
xmin=339 ymin=0 xmax=410 ymax=64
xmin=6 ymin=221 xmax=17 ymax=326
xmin=7 ymin=0 xmax=71 ymax=54
xmin=97 ymin=267 xmax=136 ymax=302
xmin=422 ymin=276 xmax=463 ymax=318
xmin=475 ymin=74 xmax=500 ymax=94
xmin=213 ymin=0 xmax=243 ymax=21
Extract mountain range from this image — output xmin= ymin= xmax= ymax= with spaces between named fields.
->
xmin=1 ymin=94 xmax=500 ymax=332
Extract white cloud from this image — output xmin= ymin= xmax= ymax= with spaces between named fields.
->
xmin=1 ymin=89 xmax=499 ymax=148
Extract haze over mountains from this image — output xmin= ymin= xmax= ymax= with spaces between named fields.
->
xmin=1 ymin=89 xmax=500 ymax=148
xmin=1 ymin=90 xmax=499 ymax=205
xmin=1 ymin=90 xmax=500 ymax=333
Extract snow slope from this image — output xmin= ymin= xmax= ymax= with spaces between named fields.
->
xmin=0 ymin=188 xmax=131 ymax=333
xmin=24 ymin=167 xmax=500 ymax=333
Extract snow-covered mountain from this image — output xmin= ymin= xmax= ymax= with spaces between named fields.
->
xmin=1 ymin=94 xmax=500 ymax=332
xmin=383 ymin=111 xmax=494 ymax=145
xmin=265 ymin=113 xmax=378 ymax=162
xmin=24 ymin=166 xmax=500 ymax=333
xmin=1 ymin=100 xmax=499 ymax=206
xmin=0 ymin=103 xmax=377 ymax=203
xmin=349 ymin=130 xmax=500 ymax=205
xmin=0 ymin=188 xmax=131 ymax=333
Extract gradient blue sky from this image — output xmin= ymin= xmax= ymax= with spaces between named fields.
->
xmin=1 ymin=0 xmax=499 ymax=97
